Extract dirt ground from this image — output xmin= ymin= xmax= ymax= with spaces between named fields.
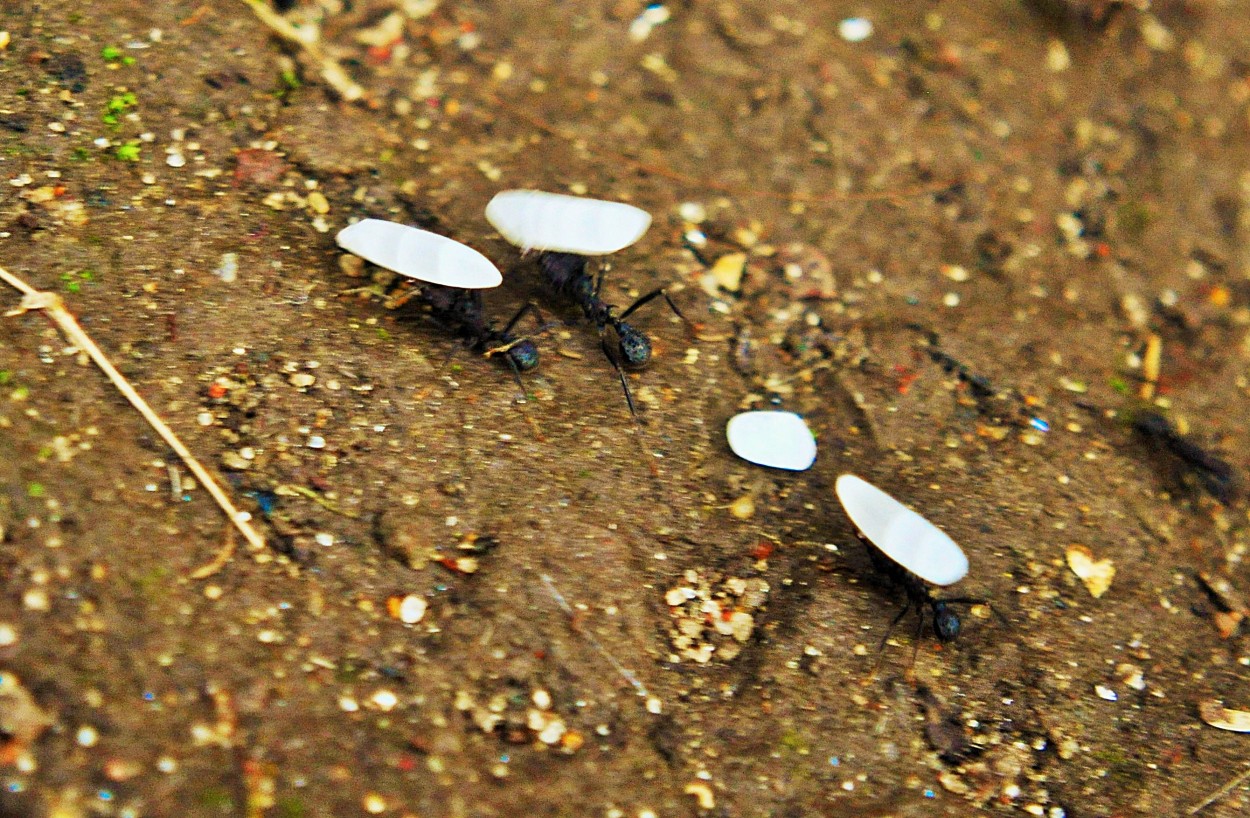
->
xmin=3 ymin=1 xmax=1250 ymax=816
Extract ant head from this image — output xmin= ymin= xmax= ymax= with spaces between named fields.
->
xmin=931 ymin=601 xmax=962 ymax=642
xmin=506 ymin=339 xmax=540 ymax=372
xmin=573 ymin=274 xmax=596 ymax=302
xmin=617 ymin=325 xmax=652 ymax=368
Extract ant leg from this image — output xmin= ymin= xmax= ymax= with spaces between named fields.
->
xmin=878 ymin=598 xmax=913 ymax=652
xmin=909 ymin=609 xmax=926 ymax=670
xmin=503 ymin=356 xmax=527 ymax=401
xmin=500 ymin=301 xmax=548 ymax=336
xmin=599 ymin=337 xmax=640 ymax=419
xmin=380 ymin=281 xmax=423 ymax=310
xmin=618 ymin=287 xmax=691 ymax=325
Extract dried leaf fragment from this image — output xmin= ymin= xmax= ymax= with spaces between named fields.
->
xmin=1066 ymin=544 xmax=1115 ymax=598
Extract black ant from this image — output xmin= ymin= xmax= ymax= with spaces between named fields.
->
xmin=1131 ymin=409 xmax=1238 ymax=504
xmin=535 ymin=251 xmax=690 ymax=415
xmin=858 ymin=531 xmax=991 ymax=649
xmin=389 ymin=283 xmax=543 ymax=388
xmin=907 ymin=324 xmax=996 ymax=401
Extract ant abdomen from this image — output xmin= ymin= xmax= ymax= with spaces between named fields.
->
xmin=618 ymin=325 xmax=652 ymax=368
xmin=506 ymin=339 xmax=541 ymax=372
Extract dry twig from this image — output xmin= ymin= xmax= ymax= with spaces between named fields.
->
xmin=238 ymin=0 xmax=365 ymax=102
xmin=1 ymin=266 xmax=266 ymax=552
xmin=1188 ymin=761 xmax=1250 ymax=814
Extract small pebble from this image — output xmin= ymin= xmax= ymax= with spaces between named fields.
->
xmin=1094 ymin=685 xmax=1118 ymax=701
xmin=537 ymin=719 xmax=566 ymax=744
xmin=22 ymin=589 xmax=49 ymax=612
xmin=729 ymin=494 xmax=755 ymax=520
xmin=213 ymin=252 xmax=238 ymax=283
xmin=1046 ymin=39 xmax=1071 ymax=72
xmin=678 ymin=201 xmax=707 ymax=223
xmin=396 ymin=594 xmax=427 ymax=624
xmin=838 ymin=17 xmax=873 ymax=42
xmin=363 ymin=793 xmax=386 ymax=814
xmin=307 ymin=191 xmax=329 ymax=214
xmin=76 ymin=725 xmax=99 ymax=747
xmin=370 ymin=690 xmax=398 ymax=711
xmin=685 ymin=781 xmax=715 ymax=810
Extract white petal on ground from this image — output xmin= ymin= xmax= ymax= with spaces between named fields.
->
xmin=834 ymin=474 xmax=969 ymax=586
xmin=485 ymin=190 xmax=652 ymax=255
xmin=336 ymin=219 xmax=502 ymax=289
xmin=725 ymin=411 xmax=817 ymax=472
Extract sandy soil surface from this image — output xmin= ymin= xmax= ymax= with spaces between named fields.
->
xmin=2 ymin=1 xmax=1250 ymax=816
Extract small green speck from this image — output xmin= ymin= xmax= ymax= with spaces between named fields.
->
xmin=106 ymin=92 xmax=138 ymax=113
xmin=376 ymin=328 xmax=391 ymax=341
xmin=71 ymin=146 xmax=92 ymax=161
xmin=778 ymin=729 xmax=809 ymax=754
xmin=276 ymin=798 xmax=308 ymax=818
xmin=103 ymin=91 xmax=138 ymax=128
xmin=27 ymin=483 xmax=45 ymax=498
xmin=378 ymin=148 xmax=395 ymax=163
xmin=0 ymin=371 xmax=11 ymax=386
xmin=1109 ymin=376 xmax=1129 ymax=395
xmin=1116 ymin=201 xmax=1152 ymax=240
xmin=11 ymin=385 xmax=30 ymax=400
xmin=335 ymin=658 xmax=365 ymax=683
xmin=37 ymin=446 xmax=54 ymax=460
xmin=279 ymin=69 xmax=301 ymax=90
xmin=100 ymin=45 xmax=123 ymax=61
xmin=195 ymin=787 xmax=235 ymax=810
xmin=115 ymin=142 xmax=141 ymax=162
xmin=450 ymin=364 xmax=463 ymax=373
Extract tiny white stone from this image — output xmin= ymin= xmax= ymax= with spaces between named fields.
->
xmin=398 ymin=594 xmax=427 ymax=624
xmin=838 ymin=17 xmax=873 ymax=43
xmin=834 ymin=474 xmax=969 ymax=586
xmin=336 ymin=219 xmax=502 ymax=289
xmin=370 ymin=689 xmax=398 ymax=711
xmin=725 ymin=411 xmax=817 ymax=471
xmin=485 ymin=190 xmax=652 ymax=256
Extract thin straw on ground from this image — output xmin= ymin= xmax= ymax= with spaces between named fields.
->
xmin=1 ymin=266 xmax=266 ymax=552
